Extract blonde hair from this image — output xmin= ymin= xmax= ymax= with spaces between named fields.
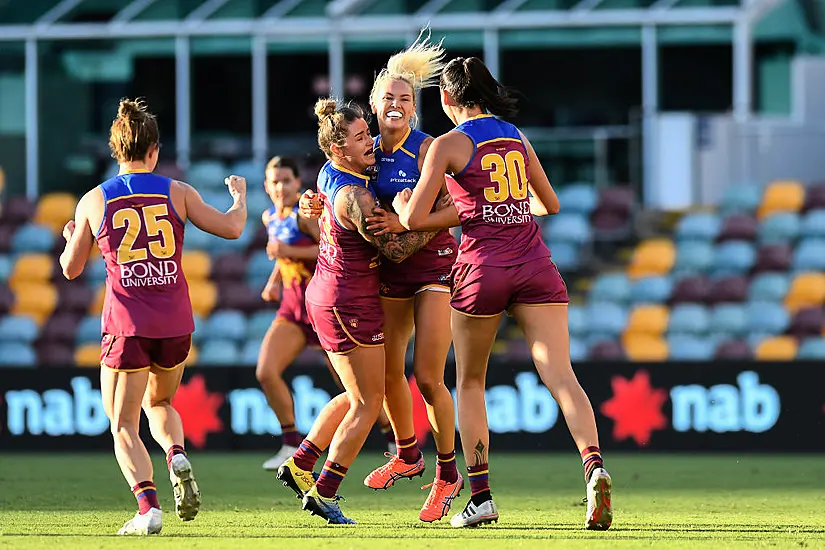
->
xmin=314 ymin=98 xmax=367 ymax=160
xmin=369 ymin=28 xmax=447 ymax=109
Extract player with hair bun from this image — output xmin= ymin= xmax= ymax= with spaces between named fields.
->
xmin=276 ymin=97 xmax=442 ymax=525
xmin=59 ymin=98 xmax=248 ymax=535
xmin=394 ymin=57 xmax=614 ymax=530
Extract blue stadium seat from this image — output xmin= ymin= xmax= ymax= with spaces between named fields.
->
xmin=668 ymin=335 xmax=715 ymax=361
xmin=12 ymin=223 xmax=55 ymax=253
xmin=75 ymin=316 xmax=101 ymax=345
xmin=589 ymin=273 xmax=631 ymax=304
xmin=0 ymin=314 xmax=39 ymax=343
xmin=544 ymin=213 xmax=591 ymax=245
xmin=192 ymin=315 xmax=206 ymax=344
xmin=247 ymin=250 xmax=275 ymax=287
xmin=248 ymin=310 xmax=277 ymax=341
xmin=674 ymin=240 xmax=714 ymax=275
xmin=801 ymin=209 xmax=825 ymax=239
xmin=87 ymin=257 xmax=107 ymax=286
xmin=0 ymin=254 xmax=11 ymax=282
xmin=569 ymin=337 xmax=587 ymax=363
xmin=187 ymin=161 xmax=228 ymax=190
xmin=556 ymin=184 xmax=598 ymax=216
xmin=745 ymin=301 xmax=790 ymax=335
xmin=204 ymin=310 xmax=247 ymax=342
xmin=197 ymin=339 xmax=239 ymax=365
xmin=585 ymin=302 xmax=627 ymax=337
xmin=675 ymin=212 xmax=721 ymax=242
xmin=719 ymin=184 xmax=761 ymax=215
xmin=248 ymin=191 xmax=271 ymax=218
xmin=630 ymin=276 xmax=673 ymax=304
xmin=201 ymin=190 xmax=234 ymax=213
xmin=547 ymin=242 xmax=580 ymax=272
xmin=567 ymin=305 xmax=587 ymax=339
xmin=712 ymin=241 xmax=755 ymax=276
xmin=185 ymin=224 xmax=214 ymax=250
xmin=709 ymin=304 xmax=747 ymax=338
xmin=241 ymin=339 xmax=262 ymax=365
xmin=216 ymin=221 xmax=255 ymax=253
xmin=230 ymin=160 xmax=266 ymax=188
xmin=748 ymin=273 xmax=789 ymax=302
xmin=792 ymin=238 xmax=825 ymax=272
xmin=667 ymin=304 xmax=710 ymax=335
xmin=797 ymin=338 xmax=825 ymax=359
xmin=758 ymin=212 xmax=800 ymax=244
xmin=0 ymin=342 xmax=36 ymax=366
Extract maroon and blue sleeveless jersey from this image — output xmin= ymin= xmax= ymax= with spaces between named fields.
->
xmin=265 ymin=204 xmax=317 ymax=290
xmin=305 ymin=162 xmax=380 ymax=307
xmin=448 ymin=115 xmax=550 ymax=267
xmin=371 ymin=127 xmax=457 ymax=283
xmin=95 ymin=170 xmax=194 ymax=339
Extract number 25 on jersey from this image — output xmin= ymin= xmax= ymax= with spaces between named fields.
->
xmin=482 ymin=150 xmax=528 ymax=203
xmin=113 ymin=204 xmax=176 ymax=264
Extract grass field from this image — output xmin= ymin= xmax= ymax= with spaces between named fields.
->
xmin=1 ymin=452 xmax=823 ymax=548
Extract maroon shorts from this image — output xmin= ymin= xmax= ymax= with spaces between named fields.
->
xmin=379 ymin=231 xmax=456 ymax=300
xmin=306 ymin=300 xmax=385 ymax=354
xmin=450 ymin=257 xmax=569 ymax=317
xmin=100 ymin=333 xmax=192 ymax=371
xmin=275 ymin=310 xmax=321 ymax=349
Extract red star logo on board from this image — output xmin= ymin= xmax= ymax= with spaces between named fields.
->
xmin=600 ymin=370 xmax=668 ymax=447
xmin=172 ymin=374 xmax=224 ymax=449
xmin=408 ymin=375 xmax=431 ymax=446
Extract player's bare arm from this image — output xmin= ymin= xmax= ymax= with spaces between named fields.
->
xmin=341 ymin=185 xmax=436 ymax=263
xmin=518 ymin=130 xmax=559 ymax=216
xmin=60 ymin=188 xmax=100 ymax=280
xmin=179 ymin=175 xmax=247 ymax=239
xmin=400 ymin=132 xmax=469 ymax=231
xmin=297 ymin=211 xmax=322 ymax=245
xmin=417 ymin=135 xmax=434 ymax=173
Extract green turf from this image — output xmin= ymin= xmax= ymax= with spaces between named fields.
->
xmin=0 ymin=452 xmax=823 ymax=548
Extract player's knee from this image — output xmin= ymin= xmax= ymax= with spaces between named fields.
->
xmin=415 ymin=375 xmax=444 ymax=403
xmin=110 ymin=421 xmax=139 ymax=439
xmin=142 ymin=394 xmax=171 ymax=410
xmin=350 ymin=392 xmax=384 ymax=419
xmin=255 ymin=365 xmax=283 ymax=385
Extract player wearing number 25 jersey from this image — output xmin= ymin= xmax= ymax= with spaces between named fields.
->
xmin=447 ymin=114 xmax=568 ymax=317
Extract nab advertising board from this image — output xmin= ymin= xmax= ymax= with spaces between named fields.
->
xmin=0 ymin=362 xmax=822 ymax=452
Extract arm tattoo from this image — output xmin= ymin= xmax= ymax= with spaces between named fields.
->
xmin=345 ymin=186 xmax=438 ymax=263
xmin=472 ymin=440 xmax=487 ymax=466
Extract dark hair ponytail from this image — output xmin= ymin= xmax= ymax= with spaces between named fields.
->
xmin=439 ymin=57 xmax=519 ymax=118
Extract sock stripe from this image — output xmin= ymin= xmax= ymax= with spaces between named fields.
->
xmin=468 ymin=469 xmax=489 ymax=477
xmin=437 ymin=455 xmax=456 ymax=463
xmin=281 ymin=424 xmax=297 ymax=433
xmin=323 ymin=465 xmax=347 ymax=478
xmin=133 ymin=486 xmax=156 ymax=498
xmin=396 ymin=438 xmax=417 ymax=449
xmin=300 ymin=440 xmax=322 ymax=456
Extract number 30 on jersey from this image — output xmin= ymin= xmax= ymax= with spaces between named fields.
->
xmin=481 ymin=150 xmax=528 ymax=203
xmin=113 ymin=204 xmax=175 ymax=264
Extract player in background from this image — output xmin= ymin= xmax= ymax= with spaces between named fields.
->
xmin=258 ymin=155 xmax=396 ymax=471
xmin=58 ymin=99 xmax=247 ymax=535
xmin=359 ymin=33 xmax=462 ymax=523
xmin=275 ymin=98 xmax=439 ymax=524
xmin=394 ymin=58 xmax=613 ymax=530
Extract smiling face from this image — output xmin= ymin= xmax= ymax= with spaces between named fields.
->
xmin=332 ymin=117 xmax=376 ymax=172
xmin=265 ymin=166 xmax=301 ymax=208
xmin=372 ymin=78 xmax=415 ymax=133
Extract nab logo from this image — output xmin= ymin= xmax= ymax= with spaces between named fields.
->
xmin=601 ymin=370 xmax=781 ymax=446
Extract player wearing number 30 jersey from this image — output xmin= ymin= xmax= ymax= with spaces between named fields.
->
xmin=395 ymin=57 xmax=613 ymax=531
xmin=58 ymin=98 xmax=248 ymax=537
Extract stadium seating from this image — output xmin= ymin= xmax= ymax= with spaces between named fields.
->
xmin=3 ymin=172 xmax=825 ymax=366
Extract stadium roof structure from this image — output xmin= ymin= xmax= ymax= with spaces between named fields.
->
xmin=0 ymin=0 xmax=785 ymax=200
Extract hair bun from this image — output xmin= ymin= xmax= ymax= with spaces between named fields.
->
xmin=314 ymin=98 xmax=338 ymax=123
xmin=117 ymin=98 xmax=144 ymax=120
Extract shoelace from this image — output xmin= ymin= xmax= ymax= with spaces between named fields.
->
xmin=372 ymin=452 xmax=402 ymax=475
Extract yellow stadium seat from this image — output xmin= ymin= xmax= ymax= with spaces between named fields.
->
xmin=624 ymin=305 xmax=669 ymax=338
xmin=75 ymin=343 xmax=101 ymax=368
xmin=754 ymin=336 xmax=798 ymax=361
xmin=181 ymin=251 xmax=211 ymax=281
xmin=785 ymin=272 xmax=825 ymax=313
xmin=11 ymin=282 xmax=58 ymax=326
xmin=188 ymin=280 xmax=217 ymax=318
xmin=89 ymin=285 xmax=106 ymax=315
xmin=34 ymin=192 xmax=78 ymax=234
xmin=757 ymin=180 xmax=805 ymax=219
xmin=9 ymin=254 xmax=53 ymax=288
xmin=627 ymin=239 xmax=675 ymax=279
xmin=623 ymin=334 xmax=669 ymax=362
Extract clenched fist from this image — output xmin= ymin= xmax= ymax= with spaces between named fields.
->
xmin=62 ymin=220 xmax=76 ymax=242
xmin=225 ymin=175 xmax=247 ymax=199
xmin=299 ymin=189 xmax=323 ymax=219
